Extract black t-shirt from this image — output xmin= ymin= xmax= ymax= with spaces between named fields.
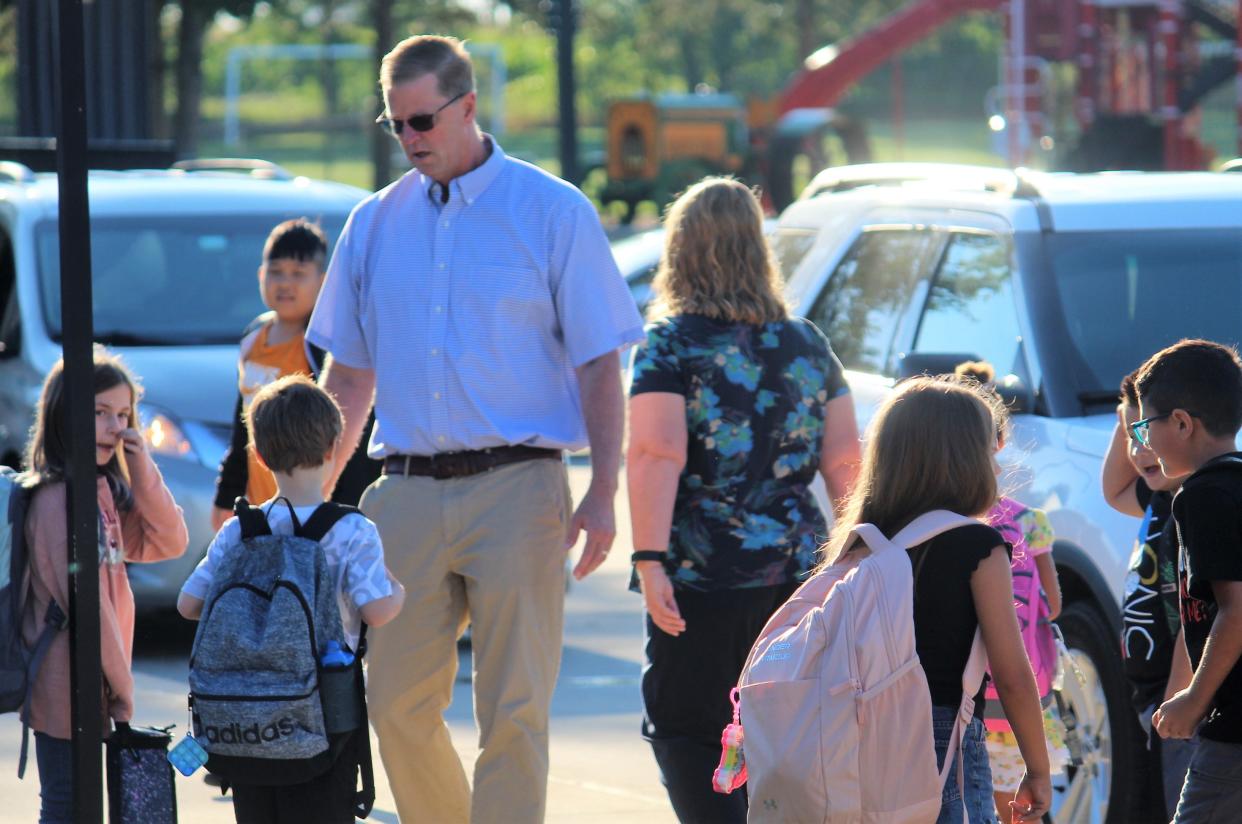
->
xmin=1122 ymin=480 xmax=1181 ymax=713
xmin=909 ymin=523 xmax=1008 ymax=714
xmin=1171 ymin=453 xmax=1242 ymax=742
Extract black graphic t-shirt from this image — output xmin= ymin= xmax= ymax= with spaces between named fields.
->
xmin=629 ymin=314 xmax=849 ymax=591
xmin=1121 ymin=479 xmax=1181 ymax=714
xmin=1172 ymin=453 xmax=1242 ymax=742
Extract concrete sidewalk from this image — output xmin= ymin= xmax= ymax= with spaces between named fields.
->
xmin=0 ymin=467 xmax=679 ymax=822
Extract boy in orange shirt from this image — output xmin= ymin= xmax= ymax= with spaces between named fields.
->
xmin=212 ymin=219 xmax=378 ymax=528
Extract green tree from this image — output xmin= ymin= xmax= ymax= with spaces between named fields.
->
xmin=173 ymin=0 xmax=260 ymax=158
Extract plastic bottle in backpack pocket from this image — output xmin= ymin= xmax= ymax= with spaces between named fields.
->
xmin=319 ymin=641 xmax=361 ymax=735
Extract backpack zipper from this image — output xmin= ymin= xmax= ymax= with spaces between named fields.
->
xmin=191 ymin=685 xmax=319 ymax=703
xmin=191 ymin=581 xmax=318 ymax=670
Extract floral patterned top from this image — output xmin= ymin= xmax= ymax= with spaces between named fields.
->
xmin=629 ymin=314 xmax=849 ymax=591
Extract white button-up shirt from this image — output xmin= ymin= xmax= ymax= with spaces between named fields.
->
xmin=307 ymin=137 xmax=644 ymax=457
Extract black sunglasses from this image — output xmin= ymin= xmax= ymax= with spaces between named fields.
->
xmin=376 ymin=91 xmax=467 ymax=136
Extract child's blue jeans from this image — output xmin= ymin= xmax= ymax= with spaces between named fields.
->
xmin=34 ymin=732 xmax=73 ymax=824
xmin=933 ymin=705 xmax=998 ymax=824
xmin=1172 ymin=737 xmax=1242 ymax=823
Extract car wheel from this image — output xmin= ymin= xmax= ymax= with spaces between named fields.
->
xmin=1050 ymin=601 xmax=1142 ymax=824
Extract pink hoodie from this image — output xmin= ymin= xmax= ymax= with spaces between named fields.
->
xmin=21 ymin=453 xmax=188 ymax=739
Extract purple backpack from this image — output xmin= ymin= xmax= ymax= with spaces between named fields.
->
xmin=984 ymin=498 xmax=1057 ymax=731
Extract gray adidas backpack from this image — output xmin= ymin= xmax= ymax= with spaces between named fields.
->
xmin=188 ymin=498 xmax=356 ymax=787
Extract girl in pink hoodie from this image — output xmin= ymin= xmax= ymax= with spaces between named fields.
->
xmin=22 ymin=347 xmax=188 ymax=823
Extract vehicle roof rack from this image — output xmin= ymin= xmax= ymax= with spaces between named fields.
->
xmin=1011 ymin=167 xmax=1043 ymax=199
xmin=0 ymin=161 xmax=37 ymax=185
xmin=171 ymin=158 xmax=293 ymax=180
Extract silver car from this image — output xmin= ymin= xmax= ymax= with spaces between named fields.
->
xmin=0 ymin=159 xmax=366 ymax=611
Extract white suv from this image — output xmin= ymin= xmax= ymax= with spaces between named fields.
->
xmin=0 ymin=159 xmax=367 ymax=611
xmin=774 ymin=166 xmax=1242 ymax=824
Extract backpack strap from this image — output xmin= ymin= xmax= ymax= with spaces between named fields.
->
xmin=233 ymin=497 xmax=272 ymax=540
xmin=848 ymin=511 xmax=977 ymax=556
xmin=17 ymin=600 xmax=68 ymax=779
xmin=352 ymin=622 xmax=375 ymax=818
xmin=297 ymin=502 xmax=360 ymax=543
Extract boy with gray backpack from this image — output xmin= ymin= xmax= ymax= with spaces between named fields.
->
xmin=178 ymin=375 xmax=405 ymax=823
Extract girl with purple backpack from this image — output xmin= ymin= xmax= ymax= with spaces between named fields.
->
xmin=955 ymin=362 xmax=1069 ymax=823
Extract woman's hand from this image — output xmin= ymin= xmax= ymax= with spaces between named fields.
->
xmin=1011 ymin=770 xmax=1052 ymax=822
xmin=637 ymin=561 xmax=685 ymax=636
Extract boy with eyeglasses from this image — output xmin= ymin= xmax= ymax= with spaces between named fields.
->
xmin=1101 ymin=368 xmax=1194 ymax=820
xmin=1133 ymin=338 xmax=1242 ymax=822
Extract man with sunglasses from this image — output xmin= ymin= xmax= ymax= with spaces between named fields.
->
xmin=307 ymin=34 xmax=643 ymax=824
xmin=1134 ymin=339 xmax=1242 ymax=823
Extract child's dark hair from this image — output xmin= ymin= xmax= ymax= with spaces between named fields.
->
xmin=1119 ymin=369 xmax=1139 ymax=407
xmin=262 ymin=219 xmax=328 ymax=267
xmin=1135 ymin=339 xmax=1242 ymax=438
xmin=246 ymin=374 xmax=342 ymax=473
xmin=25 ymin=345 xmax=141 ymax=508
xmin=953 ymin=359 xmax=1008 ymax=444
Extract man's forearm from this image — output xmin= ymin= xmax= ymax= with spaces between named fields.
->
xmin=576 ymin=350 xmax=623 ymax=491
xmin=320 ymin=356 xmax=377 ymax=489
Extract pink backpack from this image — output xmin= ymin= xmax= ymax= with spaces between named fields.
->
xmin=984 ymin=499 xmax=1056 ymax=729
xmin=718 ymin=511 xmax=987 ymax=823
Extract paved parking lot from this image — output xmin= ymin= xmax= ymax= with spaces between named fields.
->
xmin=0 ymin=465 xmax=678 ymax=822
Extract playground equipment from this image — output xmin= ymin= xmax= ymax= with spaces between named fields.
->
xmin=603 ymin=0 xmax=1242 ymax=212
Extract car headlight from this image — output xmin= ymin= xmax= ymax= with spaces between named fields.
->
xmin=139 ymin=405 xmax=228 ymax=469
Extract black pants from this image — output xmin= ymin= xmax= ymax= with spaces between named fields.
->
xmin=642 ymin=582 xmax=798 ymax=824
xmin=230 ymin=731 xmax=360 ymax=824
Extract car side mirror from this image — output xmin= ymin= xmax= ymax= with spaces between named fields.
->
xmin=996 ymin=373 xmax=1033 ymax=415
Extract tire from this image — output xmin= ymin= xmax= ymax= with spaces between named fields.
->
xmin=1051 ymin=601 xmax=1146 ymax=824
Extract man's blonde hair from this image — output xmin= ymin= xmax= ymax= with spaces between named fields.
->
xmin=819 ymin=377 xmax=999 ymax=567
xmin=650 ymin=176 xmax=787 ymax=325
xmin=380 ymin=34 xmax=474 ymax=97
xmin=247 ymin=375 xmax=343 ymax=473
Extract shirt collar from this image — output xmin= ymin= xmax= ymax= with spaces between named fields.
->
xmin=423 ymin=134 xmax=505 ymax=206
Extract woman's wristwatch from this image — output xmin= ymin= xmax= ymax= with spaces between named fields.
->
xmin=630 ymin=550 xmax=666 ymax=565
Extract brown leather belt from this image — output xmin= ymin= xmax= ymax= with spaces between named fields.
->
xmin=383 ymin=445 xmax=560 ymax=480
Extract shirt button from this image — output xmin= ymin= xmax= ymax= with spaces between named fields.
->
xmin=430 ymin=348 xmax=439 ymax=355
xmin=437 ymin=262 xmax=446 ymax=270
xmin=442 ymin=221 xmax=451 ymax=228
xmin=433 ymin=392 xmax=441 ymax=400
xmin=434 ymin=306 xmax=443 ymax=313
xmin=437 ymin=435 xmax=446 ymax=443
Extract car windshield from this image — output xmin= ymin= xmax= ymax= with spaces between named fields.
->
xmin=35 ymin=214 xmax=347 ymax=345
xmin=1047 ymin=228 xmax=1242 ymax=397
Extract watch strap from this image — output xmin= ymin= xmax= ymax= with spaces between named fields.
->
xmin=630 ymin=550 xmax=667 ymax=565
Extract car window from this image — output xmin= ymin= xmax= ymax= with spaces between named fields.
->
xmin=769 ymin=228 xmax=818 ymax=279
xmin=35 ymin=214 xmax=346 ymax=345
xmin=0 ymin=226 xmax=16 ymax=356
xmin=914 ymin=231 xmax=1021 ymax=375
xmin=808 ymin=227 xmax=935 ymax=376
xmin=1045 ymin=228 xmax=1242 ymax=396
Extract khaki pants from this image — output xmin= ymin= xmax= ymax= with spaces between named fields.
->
xmin=361 ymin=457 xmax=570 ymax=824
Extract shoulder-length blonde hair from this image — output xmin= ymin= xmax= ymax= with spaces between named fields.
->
xmin=649 ymin=176 xmax=787 ymax=324
xmin=818 ymin=376 xmax=999 ymax=568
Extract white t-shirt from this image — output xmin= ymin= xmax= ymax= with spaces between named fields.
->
xmin=181 ymin=501 xmax=392 ymax=651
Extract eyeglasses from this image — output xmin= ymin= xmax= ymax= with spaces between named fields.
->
xmin=1130 ymin=410 xmax=1199 ymax=447
xmin=376 ymin=91 xmax=467 ymax=136
xmin=1129 ymin=413 xmax=1170 ymax=447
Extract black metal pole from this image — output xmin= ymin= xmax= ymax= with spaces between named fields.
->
xmin=555 ymin=0 xmax=578 ymax=185
xmin=55 ymin=0 xmax=103 ymax=820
